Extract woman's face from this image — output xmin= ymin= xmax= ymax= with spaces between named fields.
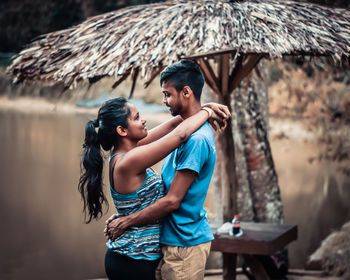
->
xmin=125 ymin=103 xmax=148 ymax=140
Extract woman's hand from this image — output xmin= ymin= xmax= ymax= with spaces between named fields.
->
xmin=203 ymin=103 xmax=231 ymax=132
xmin=203 ymin=102 xmax=231 ymax=119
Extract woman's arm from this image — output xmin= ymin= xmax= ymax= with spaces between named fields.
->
xmin=136 ymin=115 xmax=183 ymax=146
xmin=117 ymin=108 xmax=214 ymax=176
xmin=137 ymin=103 xmax=231 ymax=146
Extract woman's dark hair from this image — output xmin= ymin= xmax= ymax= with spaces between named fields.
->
xmin=160 ymin=59 xmax=204 ymax=100
xmin=78 ymin=97 xmax=130 ymax=223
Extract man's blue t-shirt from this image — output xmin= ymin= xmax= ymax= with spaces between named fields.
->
xmin=160 ymin=122 xmax=216 ymax=247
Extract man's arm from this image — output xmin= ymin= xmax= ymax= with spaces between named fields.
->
xmin=106 ymin=169 xmax=197 ymax=240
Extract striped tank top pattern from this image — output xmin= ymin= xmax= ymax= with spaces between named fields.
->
xmin=106 ymin=165 xmax=165 ymax=261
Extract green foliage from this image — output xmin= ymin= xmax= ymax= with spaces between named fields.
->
xmin=269 ymin=58 xmax=350 ymax=175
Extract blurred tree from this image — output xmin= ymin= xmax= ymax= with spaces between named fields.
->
xmin=295 ymin=0 xmax=350 ymax=7
xmin=268 ymin=57 xmax=350 ymax=176
xmin=0 ymin=0 xmax=164 ymax=52
xmin=0 ymin=0 xmax=83 ymax=52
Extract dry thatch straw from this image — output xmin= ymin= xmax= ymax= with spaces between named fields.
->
xmin=7 ymin=0 xmax=350 ymax=91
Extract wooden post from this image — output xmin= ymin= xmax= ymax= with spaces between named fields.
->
xmin=229 ymin=54 xmax=263 ymax=93
xmin=220 ymin=92 xmax=238 ymax=220
xmin=243 ymin=255 xmax=270 ymax=280
xmin=215 ymin=54 xmax=239 ymax=221
xmin=220 ymin=54 xmax=230 ymax=96
xmin=196 ymin=53 xmax=263 ymax=222
xmin=199 ymin=58 xmax=221 ymax=95
xmin=223 ymin=253 xmax=237 ymax=280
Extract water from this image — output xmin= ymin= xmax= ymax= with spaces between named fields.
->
xmin=0 ymin=110 xmax=349 ymax=279
xmin=271 ymin=138 xmax=350 ymax=268
xmin=0 ymin=111 xmax=111 ymax=279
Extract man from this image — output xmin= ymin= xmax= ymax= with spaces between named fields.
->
xmin=106 ymin=60 xmax=229 ymax=279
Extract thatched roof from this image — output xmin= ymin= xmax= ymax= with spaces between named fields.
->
xmin=7 ymin=0 xmax=350 ymax=89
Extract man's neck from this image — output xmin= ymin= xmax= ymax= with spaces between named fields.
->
xmin=180 ymin=101 xmax=202 ymax=119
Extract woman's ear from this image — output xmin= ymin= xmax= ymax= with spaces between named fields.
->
xmin=116 ymin=126 xmax=128 ymax=137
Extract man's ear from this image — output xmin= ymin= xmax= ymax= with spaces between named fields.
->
xmin=182 ymin=86 xmax=193 ymax=99
xmin=116 ymin=126 xmax=128 ymax=137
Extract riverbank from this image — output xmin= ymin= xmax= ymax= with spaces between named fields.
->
xmin=0 ymin=95 xmax=316 ymax=142
xmin=0 ymin=95 xmax=172 ymax=122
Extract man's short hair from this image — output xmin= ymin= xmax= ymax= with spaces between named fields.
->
xmin=160 ymin=60 xmax=205 ymax=100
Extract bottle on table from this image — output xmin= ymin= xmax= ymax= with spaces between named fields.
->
xmin=232 ymin=214 xmax=243 ymax=237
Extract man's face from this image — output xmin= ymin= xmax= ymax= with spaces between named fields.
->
xmin=161 ymin=81 xmax=183 ymax=116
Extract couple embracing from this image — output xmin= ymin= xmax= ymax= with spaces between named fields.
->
xmin=79 ymin=60 xmax=231 ymax=280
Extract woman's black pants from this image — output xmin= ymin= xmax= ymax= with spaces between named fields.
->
xmin=105 ymin=249 xmax=160 ymax=280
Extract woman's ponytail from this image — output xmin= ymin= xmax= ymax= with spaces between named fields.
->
xmin=78 ymin=97 xmax=130 ymax=223
xmin=78 ymin=119 xmax=108 ymax=223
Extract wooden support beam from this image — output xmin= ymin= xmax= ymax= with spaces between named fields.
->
xmin=129 ymin=67 xmax=139 ymax=99
xmin=198 ymin=58 xmax=221 ymax=95
xmin=223 ymin=253 xmax=236 ymax=280
xmin=88 ymin=74 xmax=107 ymax=85
xmin=144 ymin=66 xmax=165 ymax=88
xmin=220 ymin=54 xmax=230 ymax=96
xmin=228 ymin=55 xmax=244 ymax=94
xmin=112 ymin=71 xmax=130 ymax=89
xmin=221 ymin=93 xmax=238 ymax=218
xmin=229 ymin=54 xmax=263 ymax=93
xmin=217 ymin=56 xmax=223 ymax=93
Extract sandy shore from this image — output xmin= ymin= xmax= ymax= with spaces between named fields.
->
xmin=0 ymin=95 xmax=316 ymax=141
xmin=0 ymin=96 xmax=172 ymax=122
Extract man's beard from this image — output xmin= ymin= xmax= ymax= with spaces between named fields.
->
xmin=168 ymin=106 xmax=180 ymax=116
xmin=170 ymin=110 xmax=178 ymax=116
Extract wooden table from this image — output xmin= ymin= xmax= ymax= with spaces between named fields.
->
xmin=211 ymin=222 xmax=298 ymax=280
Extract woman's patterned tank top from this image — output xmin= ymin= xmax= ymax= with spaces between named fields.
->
xmin=106 ymin=155 xmax=165 ymax=260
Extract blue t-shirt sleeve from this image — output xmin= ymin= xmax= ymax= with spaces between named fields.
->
xmin=176 ymin=134 xmax=209 ymax=174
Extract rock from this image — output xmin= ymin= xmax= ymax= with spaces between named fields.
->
xmin=306 ymin=221 xmax=350 ymax=278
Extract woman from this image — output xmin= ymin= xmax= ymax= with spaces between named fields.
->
xmin=78 ymin=97 xmax=228 ymax=280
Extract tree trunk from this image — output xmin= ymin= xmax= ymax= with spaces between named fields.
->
xmin=204 ymin=60 xmax=288 ymax=269
xmin=232 ymin=65 xmax=284 ymax=224
xmin=205 ymin=64 xmax=284 ymax=224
